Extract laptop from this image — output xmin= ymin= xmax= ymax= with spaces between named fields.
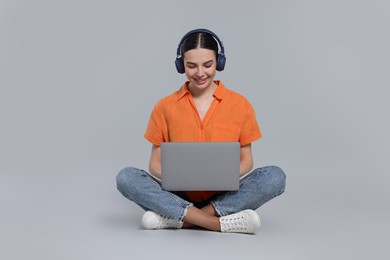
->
xmin=161 ymin=142 xmax=240 ymax=191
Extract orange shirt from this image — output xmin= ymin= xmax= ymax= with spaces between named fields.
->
xmin=144 ymin=80 xmax=262 ymax=202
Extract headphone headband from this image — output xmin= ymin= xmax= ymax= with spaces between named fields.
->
xmin=176 ymin=28 xmax=225 ymax=58
xmin=175 ymin=28 xmax=226 ymax=73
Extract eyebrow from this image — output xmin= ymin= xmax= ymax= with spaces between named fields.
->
xmin=186 ymin=60 xmax=214 ymax=65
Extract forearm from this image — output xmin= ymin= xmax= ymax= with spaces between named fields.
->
xmin=239 ymin=143 xmax=254 ymax=176
xmin=149 ymin=144 xmax=162 ymax=179
xmin=149 ymin=160 xmax=162 ymax=179
xmin=239 ymin=157 xmax=253 ymax=176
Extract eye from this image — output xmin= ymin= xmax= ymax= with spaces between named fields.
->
xmin=204 ymin=62 xmax=213 ymax=68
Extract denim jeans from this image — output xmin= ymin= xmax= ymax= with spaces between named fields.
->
xmin=116 ymin=166 xmax=286 ymax=223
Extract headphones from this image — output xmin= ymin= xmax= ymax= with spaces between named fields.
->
xmin=175 ymin=28 xmax=226 ymax=74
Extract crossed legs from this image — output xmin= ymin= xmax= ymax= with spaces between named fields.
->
xmin=117 ymin=166 xmax=286 ymax=233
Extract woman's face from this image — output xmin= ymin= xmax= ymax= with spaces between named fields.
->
xmin=183 ymin=48 xmax=217 ymax=91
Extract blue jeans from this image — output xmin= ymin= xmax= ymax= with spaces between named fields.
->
xmin=116 ymin=166 xmax=286 ymax=223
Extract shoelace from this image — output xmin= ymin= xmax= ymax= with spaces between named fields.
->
xmin=221 ymin=215 xmax=247 ymax=231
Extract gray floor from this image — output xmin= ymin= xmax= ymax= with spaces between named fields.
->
xmin=1 ymin=162 xmax=388 ymax=260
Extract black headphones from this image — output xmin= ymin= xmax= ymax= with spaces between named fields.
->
xmin=175 ymin=28 xmax=226 ymax=74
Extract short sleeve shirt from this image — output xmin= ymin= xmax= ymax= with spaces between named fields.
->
xmin=144 ymin=80 xmax=262 ymax=202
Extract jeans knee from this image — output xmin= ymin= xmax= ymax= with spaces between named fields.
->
xmin=254 ymin=165 xmax=286 ymax=196
xmin=268 ymin=165 xmax=286 ymax=193
xmin=116 ymin=167 xmax=138 ymax=194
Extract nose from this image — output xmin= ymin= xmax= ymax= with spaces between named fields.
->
xmin=196 ymin=67 xmax=204 ymax=77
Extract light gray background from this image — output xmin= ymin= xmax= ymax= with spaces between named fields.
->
xmin=1 ymin=0 xmax=389 ymax=259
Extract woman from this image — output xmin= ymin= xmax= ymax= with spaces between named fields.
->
xmin=116 ymin=29 xmax=286 ymax=234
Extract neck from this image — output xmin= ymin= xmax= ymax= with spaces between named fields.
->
xmin=189 ymin=81 xmax=218 ymax=99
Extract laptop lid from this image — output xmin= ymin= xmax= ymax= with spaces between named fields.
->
xmin=161 ymin=142 xmax=240 ymax=191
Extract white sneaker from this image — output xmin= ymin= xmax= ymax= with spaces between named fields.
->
xmin=219 ymin=209 xmax=261 ymax=234
xmin=141 ymin=211 xmax=183 ymax=230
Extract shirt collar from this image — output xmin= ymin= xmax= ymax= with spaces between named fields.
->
xmin=176 ymin=82 xmax=191 ymax=101
xmin=176 ymin=80 xmax=226 ymax=101
xmin=212 ymin=80 xmax=226 ymax=101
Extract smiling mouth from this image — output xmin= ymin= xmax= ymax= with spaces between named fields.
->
xmin=195 ymin=77 xmax=208 ymax=85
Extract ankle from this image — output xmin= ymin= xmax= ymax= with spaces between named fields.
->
xmin=182 ymin=222 xmax=196 ymax=229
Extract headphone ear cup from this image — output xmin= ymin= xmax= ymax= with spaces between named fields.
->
xmin=175 ymin=57 xmax=185 ymax=74
xmin=216 ymin=54 xmax=226 ymax=71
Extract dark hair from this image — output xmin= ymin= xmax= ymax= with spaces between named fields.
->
xmin=181 ymin=32 xmax=218 ymax=58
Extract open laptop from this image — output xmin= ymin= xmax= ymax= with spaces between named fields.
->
xmin=161 ymin=142 xmax=240 ymax=191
